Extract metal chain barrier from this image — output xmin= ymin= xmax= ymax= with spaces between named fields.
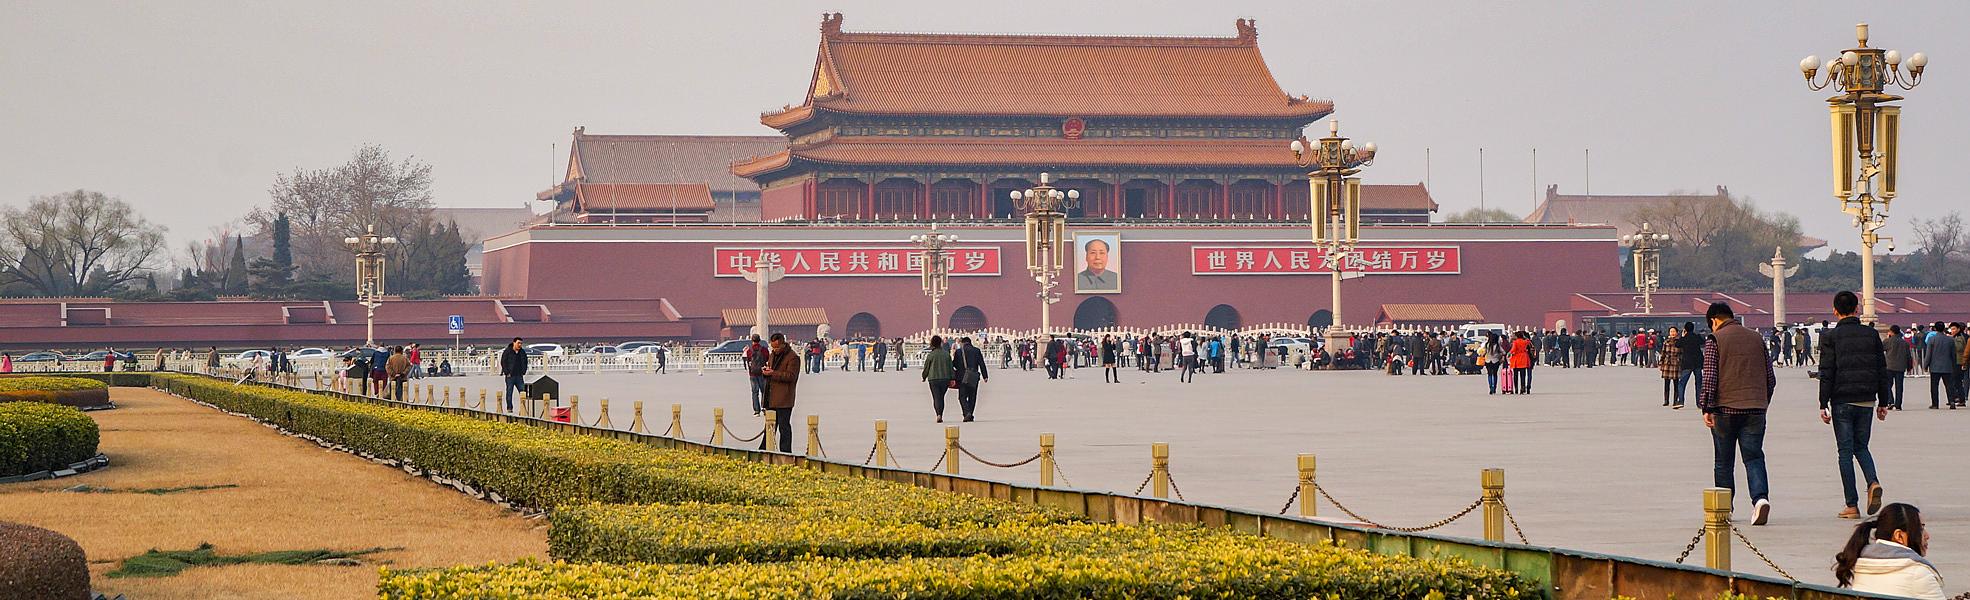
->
xmin=861 ymin=441 xmax=879 ymax=466
xmin=1276 ymin=483 xmax=1301 ymax=515
xmin=1498 ymin=498 xmax=1530 ymax=544
xmin=1166 ymin=473 xmax=1188 ymax=501
xmin=811 ymin=435 xmax=828 ymax=460
xmin=721 ymin=420 xmax=766 ymax=444
xmin=955 ymin=443 xmax=1042 ymax=469
xmin=1673 ymin=525 xmax=1707 ymax=565
xmin=658 ymin=420 xmax=675 ymax=438
xmin=927 ymin=450 xmax=945 ymax=473
xmin=1729 ymin=524 xmax=1796 ymax=581
xmin=1312 ymin=483 xmax=1483 ymax=533
xmin=882 ymin=445 xmax=906 ymax=471
xmin=1051 ymin=462 xmax=1075 ymax=488
xmin=1132 ymin=471 xmax=1155 ymax=495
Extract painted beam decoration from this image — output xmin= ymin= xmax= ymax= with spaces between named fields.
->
xmin=715 ymin=247 xmax=1001 ymax=277
xmin=1190 ymin=245 xmax=1461 ymax=275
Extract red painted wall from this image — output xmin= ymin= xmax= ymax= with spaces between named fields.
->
xmin=486 ymin=226 xmax=1621 ymax=336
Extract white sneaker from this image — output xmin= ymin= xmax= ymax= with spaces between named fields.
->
xmin=1751 ymin=499 xmax=1771 ymax=526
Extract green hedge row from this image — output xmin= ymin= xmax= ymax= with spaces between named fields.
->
xmin=153 ymin=375 xmax=1535 ymax=599
xmin=151 ymin=375 xmax=1055 ymax=523
xmin=0 ymin=377 xmax=109 ymax=393
xmin=0 ymin=403 xmax=100 ymax=477
xmin=0 ymin=372 xmax=151 ymax=389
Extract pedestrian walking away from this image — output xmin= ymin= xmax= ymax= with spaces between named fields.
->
xmin=1883 ymin=325 xmax=1910 ymax=410
xmin=921 ymin=335 xmax=956 ymax=423
xmin=1100 ymin=335 xmax=1120 ymax=384
xmin=760 ymin=333 xmax=800 ymax=453
xmin=744 ymin=335 xmax=769 ymax=416
xmin=1697 ymin=302 xmax=1777 ymax=525
xmin=1921 ymin=322 xmax=1958 ymax=409
xmin=1832 ymin=503 xmax=1946 ymax=599
xmin=1817 ymin=291 xmax=1894 ymax=519
xmin=953 ymin=337 xmax=989 ymax=422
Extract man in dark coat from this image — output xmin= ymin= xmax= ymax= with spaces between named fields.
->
xmin=1924 ymin=321 xmax=1959 ymax=409
xmin=761 ymin=333 xmax=801 ymax=453
xmin=952 ymin=337 xmax=989 ymax=422
xmin=499 ymin=338 xmax=528 ymax=413
xmin=1816 ymin=291 xmax=1893 ymax=518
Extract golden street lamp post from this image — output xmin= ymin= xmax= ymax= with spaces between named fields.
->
xmin=344 ymin=225 xmax=398 ymax=346
xmin=1800 ymin=22 xmax=1926 ymax=325
xmin=912 ymin=225 xmax=957 ymax=337
xmin=1290 ymin=120 xmax=1376 ymax=354
xmin=1621 ymin=222 xmax=1670 ymax=314
xmin=1011 ymin=173 xmax=1078 ymax=334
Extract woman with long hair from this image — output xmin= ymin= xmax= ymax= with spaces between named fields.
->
xmin=1833 ymin=503 xmax=1945 ymax=598
xmin=920 ymin=335 xmax=955 ymax=423
xmin=1481 ymin=333 xmax=1502 ymax=394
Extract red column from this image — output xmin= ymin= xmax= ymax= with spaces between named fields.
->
xmin=1217 ymin=181 xmax=1229 ymax=220
xmin=1110 ymin=181 xmax=1122 ymax=218
xmin=1270 ymin=182 xmax=1282 ymax=220
xmin=862 ymin=179 xmax=874 ymax=220
xmin=919 ymin=179 xmax=931 ymax=220
xmin=977 ymin=179 xmax=988 ymax=218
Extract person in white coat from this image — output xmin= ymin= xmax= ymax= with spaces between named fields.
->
xmin=1835 ymin=503 xmax=1946 ymax=599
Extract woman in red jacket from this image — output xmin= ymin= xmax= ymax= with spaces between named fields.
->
xmin=1509 ymin=331 xmax=1534 ymax=394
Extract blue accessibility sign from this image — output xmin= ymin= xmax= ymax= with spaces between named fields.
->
xmin=447 ymin=315 xmax=464 ymax=335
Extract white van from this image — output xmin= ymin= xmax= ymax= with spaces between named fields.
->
xmin=1457 ymin=323 xmax=1507 ymax=339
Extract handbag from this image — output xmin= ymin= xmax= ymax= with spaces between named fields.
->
xmin=948 ymin=379 xmax=960 ymax=389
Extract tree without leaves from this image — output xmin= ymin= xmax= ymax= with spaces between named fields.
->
xmin=1909 ymin=212 xmax=1967 ymax=289
xmin=0 ymin=190 xmax=167 ymax=296
xmin=250 ymin=144 xmax=434 ymax=280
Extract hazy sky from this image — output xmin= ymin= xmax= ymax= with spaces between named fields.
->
xmin=4 ymin=2 xmax=1965 ymax=254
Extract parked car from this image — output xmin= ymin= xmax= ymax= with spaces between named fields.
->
xmin=703 ymin=340 xmax=749 ymax=356
xmin=616 ymin=345 xmax=670 ymax=363
xmin=524 ymin=343 xmax=565 ymax=357
xmin=586 ymin=346 xmax=620 ymax=356
xmin=16 ymin=351 xmax=69 ymax=362
xmin=291 ymin=347 xmax=335 ymax=359
xmin=79 ymin=350 xmax=137 ymax=362
xmin=614 ymin=341 xmax=661 ymax=353
xmin=235 ymin=349 xmax=272 ymax=362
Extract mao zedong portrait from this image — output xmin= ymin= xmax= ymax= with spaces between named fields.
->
xmin=1076 ymin=237 xmax=1119 ymax=292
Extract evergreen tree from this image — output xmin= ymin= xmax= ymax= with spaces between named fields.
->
xmin=249 ymin=213 xmax=298 ymax=298
xmin=226 ymin=235 xmax=249 ymax=295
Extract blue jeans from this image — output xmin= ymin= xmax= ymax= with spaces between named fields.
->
xmin=503 ymin=374 xmax=525 ymax=412
xmin=1831 ymin=403 xmax=1879 ymax=508
xmin=1673 ymin=370 xmax=1694 ymax=406
xmin=1887 ymin=370 xmax=1904 ymax=409
xmin=1711 ymin=412 xmax=1770 ymax=502
xmin=750 ymin=376 xmax=767 ymax=413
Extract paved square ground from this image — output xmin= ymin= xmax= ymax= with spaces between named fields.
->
xmin=430 ymin=361 xmax=1966 ymax=591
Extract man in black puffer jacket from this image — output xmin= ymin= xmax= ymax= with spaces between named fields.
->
xmin=1817 ymin=291 xmax=1893 ymax=519
xmin=1675 ymin=320 xmax=1706 ymax=409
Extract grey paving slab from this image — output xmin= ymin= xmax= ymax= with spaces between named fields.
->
xmin=429 ymin=362 xmax=1968 ymax=591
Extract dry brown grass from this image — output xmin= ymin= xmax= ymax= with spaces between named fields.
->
xmin=0 ymin=387 xmax=547 ymax=600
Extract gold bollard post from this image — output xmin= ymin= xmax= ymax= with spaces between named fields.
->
xmin=427 ymin=384 xmax=435 ymax=403
xmin=670 ymin=404 xmax=683 ymax=438
xmin=538 ymin=393 xmax=551 ymax=419
xmin=874 ymin=420 xmax=890 ymax=467
xmin=630 ymin=400 xmax=648 ymax=433
xmin=712 ymin=407 xmax=726 ymax=444
xmin=944 ymin=426 xmax=960 ymax=475
xmin=569 ymin=395 xmax=582 ymax=425
xmin=1039 ymin=433 xmax=1056 ymax=487
xmin=763 ymin=410 xmax=778 ymax=451
xmin=1151 ymin=443 xmax=1170 ymax=499
xmin=596 ymin=398 xmax=613 ymax=429
xmin=1298 ymin=454 xmax=1318 ymax=517
xmin=443 ymin=387 xmax=452 ymax=407
xmin=1481 ymin=468 xmax=1506 ymax=542
xmin=805 ymin=415 xmax=821 ymax=457
xmin=1704 ymin=487 xmax=1732 ymax=571
xmin=314 ymin=372 xmax=323 ymax=389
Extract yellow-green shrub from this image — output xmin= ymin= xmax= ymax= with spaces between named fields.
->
xmin=385 ymin=531 xmax=1537 ymax=599
xmin=552 ymin=503 xmax=1057 ymax=564
xmin=151 ymin=375 xmax=1060 ymax=524
xmin=0 ymin=403 xmax=100 ymax=476
xmin=0 ymin=377 xmax=109 ymax=393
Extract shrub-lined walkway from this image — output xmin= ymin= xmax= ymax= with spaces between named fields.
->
xmin=0 ymin=387 xmax=546 ymax=600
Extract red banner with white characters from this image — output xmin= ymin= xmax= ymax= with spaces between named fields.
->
xmin=714 ymin=247 xmax=1001 ymax=277
xmin=1190 ymin=245 xmax=1460 ymax=275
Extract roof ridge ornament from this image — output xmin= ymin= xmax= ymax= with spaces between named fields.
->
xmin=1236 ymin=18 xmax=1257 ymax=44
xmin=821 ymin=12 xmax=843 ymax=38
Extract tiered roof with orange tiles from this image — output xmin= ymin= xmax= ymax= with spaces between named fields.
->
xmin=735 ymin=14 xmax=1332 ymax=179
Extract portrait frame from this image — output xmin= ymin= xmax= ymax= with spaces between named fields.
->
xmin=1072 ymin=231 xmax=1121 ymax=294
